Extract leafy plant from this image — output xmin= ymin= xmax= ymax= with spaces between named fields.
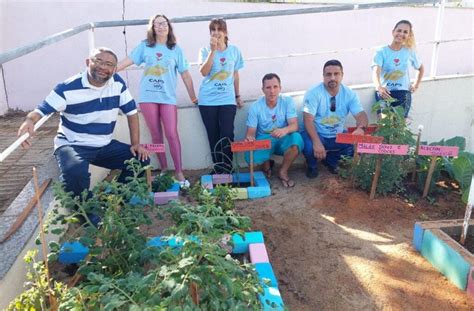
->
xmin=343 ymin=102 xmax=415 ymax=195
xmin=152 ymin=173 xmax=174 ymax=192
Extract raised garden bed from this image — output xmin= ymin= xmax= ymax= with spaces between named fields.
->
xmin=413 ymin=219 xmax=474 ymax=296
xmin=201 ymin=172 xmax=271 ymax=200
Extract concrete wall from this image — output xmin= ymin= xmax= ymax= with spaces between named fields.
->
xmin=0 ymin=0 xmax=473 ymax=112
xmin=111 ymin=74 xmax=473 ymax=171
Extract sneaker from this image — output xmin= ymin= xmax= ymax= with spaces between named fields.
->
xmin=179 ymin=179 xmax=191 ymax=189
xmin=306 ymin=167 xmax=319 ymax=179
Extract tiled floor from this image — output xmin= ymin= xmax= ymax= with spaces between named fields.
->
xmin=0 ymin=113 xmax=58 ymax=214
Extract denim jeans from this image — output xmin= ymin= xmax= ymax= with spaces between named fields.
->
xmin=54 ymin=139 xmax=150 ymax=196
xmin=301 ymin=131 xmax=353 ymax=172
xmin=375 ymin=90 xmax=412 ymax=118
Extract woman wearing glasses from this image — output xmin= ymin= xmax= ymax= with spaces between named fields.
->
xmin=372 ymin=20 xmax=424 ymax=118
xmin=198 ymin=18 xmax=244 ymax=174
xmin=117 ymin=14 xmax=197 ymax=187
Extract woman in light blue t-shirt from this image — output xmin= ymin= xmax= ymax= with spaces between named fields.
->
xmin=198 ymin=18 xmax=244 ymax=174
xmin=117 ymin=14 xmax=197 ymax=187
xmin=372 ymin=20 xmax=424 ymax=118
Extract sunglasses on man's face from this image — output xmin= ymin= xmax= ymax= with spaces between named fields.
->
xmin=330 ymin=96 xmax=336 ymax=112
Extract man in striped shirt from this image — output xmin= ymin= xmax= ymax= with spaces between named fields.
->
xmin=18 ymin=47 xmax=149 ymax=197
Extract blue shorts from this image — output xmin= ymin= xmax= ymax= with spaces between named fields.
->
xmin=244 ymin=132 xmax=304 ymax=165
xmin=375 ymin=90 xmax=412 ymax=118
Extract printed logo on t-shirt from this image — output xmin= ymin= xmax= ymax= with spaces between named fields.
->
xmin=144 ymin=64 xmax=168 ymax=77
xmin=384 ymin=70 xmax=404 ymax=81
xmin=156 ymin=53 xmax=163 ymax=61
xmin=394 ymin=58 xmax=400 ymax=66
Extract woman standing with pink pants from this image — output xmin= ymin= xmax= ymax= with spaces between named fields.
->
xmin=118 ymin=14 xmax=197 ymax=187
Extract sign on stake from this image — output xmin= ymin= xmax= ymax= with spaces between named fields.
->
xmin=356 ymin=143 xmax=409 ymax=199
xmin=418 ymin=145 xmax=459 ymax=198
xmin=231 ymin=139 xmax=271 ymax=186
xmin=141 ymin=143 xmax=166 ymax=190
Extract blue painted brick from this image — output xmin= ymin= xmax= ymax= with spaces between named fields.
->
xmin=167 ymin=182 xmax=180 ymax=192
xmin=248 ymin=186 xmax=271 ymax=199
xmin=255 ymin=263 xmax=278 ymax=287
xmin=201 ymin=175 xmax=213 ymax=184
xmin=147 ymin=236 xmax=167 ymax=249
xmin=253 ymin=171 xmax=265 ymax=180
xmin=413 ymin=223 xmax=424 ymax=252
xmin=259 ymin=287 xmax=285 ymax=310
xmin=421 ymin=229 xmax=470 ymax=290
xmin=232 ymin=231 xmax=264 ymax=254
xmin=254 ymin=175 xmax=270 ymax=188
xmin=58 ymin=241 xmax=89 ymax=264
xmin=233 ymin=172 xmax=251 ymax=183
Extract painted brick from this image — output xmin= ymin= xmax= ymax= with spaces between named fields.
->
xmin=248 ymin=186 xmax=271 ymax=199
xmin=253 ymin=171 xmax=265 ymax=180
xmin=234 ymin=187 xmax=248 ymax=200
xmin=201 ymin=175 xmax=214 ymax=189
xmin=467 ymin=266 xmax=474 ymax=297
xmin=413 ymin=223 xmax=424 ymax=252
xmin=249 ymin=243 xmax=270 ymax=263
xmin=259 ymin=287 xmax=285 ymax=310
xmin=254 ymin=175 xmax=270 ymax=188
xmin=167 ymin=182 xmax=180 ymax=192
xmin=255 ymin=263 xmax=278 ymax=287
xmin=212 ymin=174 xmax=233 ymax=184
xmin=58 ymin=241 xmax=89 ymax=264
xmin=154 ymin=191 xmax=179 ymax=205
xmin=147 ymin=236 xmax=167 ymax=249
xmin=421 ymin=229 xmax=470 ymax=290
xmin=233 ymin=172 xmax=251 ymax=183
xmin=231 ymin=231 xmax=264 ymax=254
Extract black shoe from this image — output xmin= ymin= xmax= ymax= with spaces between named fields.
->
xmin=306 ymin=167 xmax=319 ymax=179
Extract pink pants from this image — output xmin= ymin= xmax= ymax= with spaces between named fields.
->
xmin=140 ymin=103 xmax=182 ymax=173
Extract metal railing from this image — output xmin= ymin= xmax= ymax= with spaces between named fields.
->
xmin=0 ymin=0 xmax=470 ymax=163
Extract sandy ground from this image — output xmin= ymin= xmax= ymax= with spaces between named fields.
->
xmin=201 ymin=165 xmax=473 ymax=310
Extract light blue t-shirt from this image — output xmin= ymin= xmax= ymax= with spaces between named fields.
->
xmin=247 ymin=95 xmax=297 ymax=137
xmin=303 ymin=83 xmax=363 ymax=138
xmin=129 ymin=40 xmax=189 ymax=104
xmin=198 ymin=45 xmax=244 ymax=106
xmin=371 ymin=45 xmax=422 ymax=91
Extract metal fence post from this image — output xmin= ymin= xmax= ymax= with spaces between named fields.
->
xmin=430 ymin=0 xmax=446 ymax=78
xmin=88 ymin=23 xmax=96 ymax=54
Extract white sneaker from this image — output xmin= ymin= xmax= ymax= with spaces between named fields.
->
xmin=179 ymin=179 xmax=191 ymax=189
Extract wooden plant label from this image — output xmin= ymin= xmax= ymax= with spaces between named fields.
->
xmin=347 ymin=125 xmax=378 ymax=135
xmin=357 ymin=143 xmax=409 ymax=155
xmin=418 ymin=145 xmax=459 ymax=157
xmin=336 ymin=133 xmax=383 ymax=144
xmin=231 ymin=139 xmax=271 ymax=152
xmin=141 ymin=143 xmax=165 ymax=153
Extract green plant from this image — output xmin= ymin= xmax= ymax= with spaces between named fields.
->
xmin=343 ymin=102 xmax=415 ymax=195
xmin=152 ymin=173 xmax=174 ymax=192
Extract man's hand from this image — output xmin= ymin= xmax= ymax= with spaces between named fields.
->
xmin=130 ymin=144 xmax=149 ymax=161
xmin=352 ymin=127 xmax=365 ymax=136
xmin=271 ymin=127 xmax=288 ymax=139
xmin=17 ymin=118 xmax=35 ymax=149
xmin=313 ymin=142 xmax=326 ymax=160
xmin=245 ymin=135 xmax=255 ymax=142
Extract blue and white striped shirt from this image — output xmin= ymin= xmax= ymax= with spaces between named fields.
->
xmin=35 ymin=71 xmax=137 ymax=150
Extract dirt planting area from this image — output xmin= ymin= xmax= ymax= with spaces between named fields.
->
xmin=183 ymin=165 xmax=474 ymax=310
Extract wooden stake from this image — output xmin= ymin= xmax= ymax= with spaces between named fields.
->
xmin=146 ymin=168 xmax=152 ymax=192
xmin=1 ymin=178 xmax=51 ymax=243
xmin=422 ymin=156 xmax=438 ymax=198
xmin=369 ymin=155 xmax=383 ymax=200
xmin=32 ymin=168 xmax=58 ymax=310
xmin=249 ymin=150 xmax=254 ymax=186
xmin=411 ymin=128 xmax=422 ymax=182
xmin=460 ymin=174 xmax=474 ymax=245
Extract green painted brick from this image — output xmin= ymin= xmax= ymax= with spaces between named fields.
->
xmin=420 ymin=229 xmax=470 ymax=290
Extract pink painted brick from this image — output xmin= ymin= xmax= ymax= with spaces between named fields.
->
xmin=467 ymin=266 xmax=474 ymax=297
xmin=154 ymin=191 xmax=179 ymax=205
xmin=249 ymin=243 xmax=269 ymax=263
xmin=212 ymin=174 xmax=233 ymax=184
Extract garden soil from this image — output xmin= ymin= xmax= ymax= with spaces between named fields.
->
xmin=186 ymin=165 xmax=472 ymax=310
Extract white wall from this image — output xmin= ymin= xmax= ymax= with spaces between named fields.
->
xmin=111 ymin=75 xmax=473 ymax=170
xmin=0 ymin=0 xmax=473 ymax=112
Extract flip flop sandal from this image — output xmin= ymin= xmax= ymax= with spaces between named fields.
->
xmin=278 ymin=176 xmax=295 ymax=188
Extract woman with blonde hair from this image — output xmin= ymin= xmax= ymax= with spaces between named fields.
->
xmin=372 ymin=20 xmax=424 ymax=118
xmin=117 ymin=14 xmax=197 ymax=187
xmin=197 ymin=18 xmax=244 ymax=174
